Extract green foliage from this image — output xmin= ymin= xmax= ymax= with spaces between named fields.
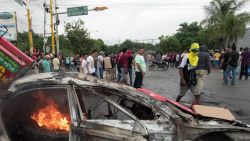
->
xmin=17 ymin=32 xmax=29 ymax=52
xmin=17 ymin=32 xmax=43 ymax=52
xmin=65 ymin=19 xmax=93 ymax=54
xmin=159 ymin=36 xmax=181 ymax=53
xmin=158 ymin=22 xmax=204 ymax=52
xmin=106 ymin=40 xmax=157 ymax=54
xmin=58 ymin=35 xmax=72 ymax=56
xmin=91 ymin=39 xmax=108 ymax=53
xmin=175 ymin=22 xmax=204 ymax=50
xmin=203 ymin=0 xmax=250 ymax=48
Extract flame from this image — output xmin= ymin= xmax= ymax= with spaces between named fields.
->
xmin=31 ymin=95 xmax=70 ymax=132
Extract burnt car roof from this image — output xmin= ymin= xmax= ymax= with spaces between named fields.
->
xmin=8 ymin=72 xmax=136 ymax=93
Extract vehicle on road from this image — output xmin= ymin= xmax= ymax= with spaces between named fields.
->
xmin=148 ymin=60 xmax=168 ymax=70
xmin=0 ymin=72 xmax=250 ymax=141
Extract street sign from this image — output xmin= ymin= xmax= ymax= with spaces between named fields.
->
xmin=0 ymin=12 xmax=18 ymax=41
xmin=67 ymin=6 xmax=88 ymax=17
xmin=15 ymin=0 xmax=24 ymax=6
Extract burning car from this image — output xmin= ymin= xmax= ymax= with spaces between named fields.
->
xmin=0 ymin=72 xmax=250 ymax=141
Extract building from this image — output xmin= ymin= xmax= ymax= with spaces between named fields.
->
xmin=237 ymin=27 xmax=250 ymax=49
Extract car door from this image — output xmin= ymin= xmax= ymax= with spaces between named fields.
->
xmin=1 ymin=86 xmax=71 ymax=141
xmin=68 ymin=85 xmax=149 ymax=141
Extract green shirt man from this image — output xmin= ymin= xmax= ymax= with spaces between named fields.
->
xmin=134 ymin=48 xmax=146 ymax=89
xmin=135 ymin=54 xmax=146 ymax=73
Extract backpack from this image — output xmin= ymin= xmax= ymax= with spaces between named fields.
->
xmin=65 ymin=57 xmax=70 ymax=65
xmin=183 ymin=59 xmax=197 ymax=87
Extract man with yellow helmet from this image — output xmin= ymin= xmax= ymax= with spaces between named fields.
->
xmin=176 ymin=43 xmax=201 ymax=104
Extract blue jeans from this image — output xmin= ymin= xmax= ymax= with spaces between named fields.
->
xmin=224 ymin=65 xmax=237 ymax=85
xmin=98 ymin=68 xmax=104 ymax=79
xmin=120 ymin=68 xmax=128 ymax=84
xmin=128 ymin=68 xmax=133 ymax=86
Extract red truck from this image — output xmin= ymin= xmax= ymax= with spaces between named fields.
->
xmin=0 ymin=36 xmax=34 ymax=84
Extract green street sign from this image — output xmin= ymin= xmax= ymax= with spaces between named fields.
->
xmin=67 ymin=6 xmax=88 ymax=17
xmin=15 ymin=0 xmax=24 ymax=6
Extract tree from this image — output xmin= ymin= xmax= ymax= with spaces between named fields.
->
xmin=159 ymin=36 xmax=181 ymax=53
xmin=65 ymin=19 xmax=93 ymax=54
xmin=91 ymin=39 xmax=108 ymax=53
xmin=107 ymin=40 xmax=157 ymax=54
xmin=203 ymin=0 xmax=250 ymax=48
xmin=58 ymin=35 xmax=72 ymax=56
xmin=174 ymin=22 xmax=204 ymax=51
xmin=17 ymin=32 xmax=43 ymax=53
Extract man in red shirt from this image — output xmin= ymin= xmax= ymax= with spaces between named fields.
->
xmin=119 ymin=48 xmax=129 ymax=85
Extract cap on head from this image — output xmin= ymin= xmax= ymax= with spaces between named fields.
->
xmin=189 ymin=43 xmax=200 ymax=52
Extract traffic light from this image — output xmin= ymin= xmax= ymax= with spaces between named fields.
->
xmin=44 ymin=3 xmax=50 ymax=13
xmin=45 ymin=7 xmax=49 ymax=13
xmin=56 ymin=15 xmax=60 ymax=25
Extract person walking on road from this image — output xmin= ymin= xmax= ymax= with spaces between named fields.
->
xmin=176 ymin=43 xmax=200 ymax=104
xmin=195 ymin=44 xmax=211 ymax=103
xmin=116 ymin=50 xmax=123 ymax=82
xmin=239 ymin=47 xmax=250 ymax=80
xmin=127 ymin=50 xmax=134 ymax=86
xmin=87 ymin=50 xmax=97 ymax=76
xmin=80 ymin=54 xmax=88 ymax=74
xmin=224 ymin=44 xmax=239 ymax=85
xmin=97 ymin=51 xmax=105 ymax=79
xmin=119 ymin=48 xmax=129 ymax=85
xmin=133 ymin=48 xmax=146 ymax=89
xmin=65 ymin=56 xmax=70 ymax=72
xmin=43 ymin=55 xmax=52 ymax=73
xmin=104 ymin=54 xmax=113 ymax=81
xmin=52 ymin=54 xmax=60 ymax=72
xmin=220 ymin=48 xmax=231 ymax=81
xmin=213 ymin=51 xmax=221 ymax=70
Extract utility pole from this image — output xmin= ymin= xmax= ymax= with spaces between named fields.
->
xmin=55 ymin=0 xmax=59 ymax=56
xmin=43 ymin=0 xmax=47 ymax=56
xmin=26 ymin=0 xmax=34 ymax=56
xmin=50 ymin=0 xmax=55 ymax=54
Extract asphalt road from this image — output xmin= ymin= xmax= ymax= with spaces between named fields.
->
xmin=143 ymin=67 xmax=250 ymax=124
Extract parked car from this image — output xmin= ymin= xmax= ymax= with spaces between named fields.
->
xmin=0 ymin=72 xmax=250 ymax=141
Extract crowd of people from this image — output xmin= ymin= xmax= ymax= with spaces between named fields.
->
xmin=29 ymin=48 xmax=147 ymax=89
xmin=210 ymin=45 xmax=250 ymax=82
xmin=175 ymin=43 xmax=250 ymax=104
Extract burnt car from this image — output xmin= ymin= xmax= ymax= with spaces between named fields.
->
xmin=0 ymin=72 xmax=250 ymax=141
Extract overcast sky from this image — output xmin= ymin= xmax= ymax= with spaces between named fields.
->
xmin=1 ymin=0 xmax=250 ymax=45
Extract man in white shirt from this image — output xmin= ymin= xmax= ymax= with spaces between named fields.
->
xmin=80 ymin=54 xmax=88 ymax=74
xmin=52 ymin=54 xmax=60 ymax=72
xmin=87 ymin=50 xmax=97 ymax=76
